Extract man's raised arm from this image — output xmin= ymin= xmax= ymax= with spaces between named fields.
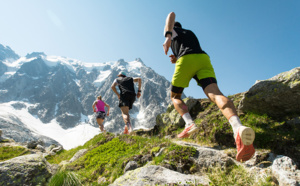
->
xmin=163 ymin=12 xmax=176 ymax=55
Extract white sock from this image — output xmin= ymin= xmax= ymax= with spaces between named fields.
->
xmin=229 ymin=115 xmax=243 ymax=139
xmin=182 ymin=113 xmax=194 ymax=127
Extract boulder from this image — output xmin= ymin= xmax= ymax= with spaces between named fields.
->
xmin=0 ymin=154 xmax=52 ymax=185
xmin=272 ymin=155 xmax=300 ymax=186
xmin=239 ymin=67 xmax=300 ymax=118
xmin=124 ymin=161 xmax=139 ymax=173
xmin=174 ymin=141 xmax=234 ymax=171
xmin=69 ymin=149 xmax=88 ymax=163
xmin=110 ymin=165 xmax=209 ymax=186
xmin=156 ymin=98 xmax=204 ymax=129
xmin=50 ymin=146 xmax=63 ymax=154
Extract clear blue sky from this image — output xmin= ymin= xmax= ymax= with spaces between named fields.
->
xmin=1 ymin=0 xmax=299 ymax=98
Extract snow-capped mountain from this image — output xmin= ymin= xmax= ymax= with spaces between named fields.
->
xmin=0 ymin=44 xmax=174 ymax=149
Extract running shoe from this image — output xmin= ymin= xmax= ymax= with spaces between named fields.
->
xmin=177 ymin=123 xmax=198 ymax=138
xmin=236 ymin=126 xmax=255 ymax=162
xmin=124 ymin=125 xmax=129 ymax=134
xmin=128 ymin=123 xmax=133 ymax=133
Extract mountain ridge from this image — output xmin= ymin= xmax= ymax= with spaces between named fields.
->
xmin=0 ymin=43 xmax=174 ymax=149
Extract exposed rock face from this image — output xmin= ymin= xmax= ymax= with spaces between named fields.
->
xmin=0 ymin=44 xmax=19 ymax=61
xmin=69 ymin=149 xmax=88 ymax=163
xmin=272 ymin=155 xmax=300 ymax=186
xmin=0 ymin=45 xmax=173 ymax=141
xmin=124 ymin=161 xmax=139 ymax=173
xmin=0 ymin=61 xmax=7 ymax=77
xmin=0 ymin=117 xmax=60 ymax=146
xmin=156 ymin=98 xmax=203 ymax=129
xmin=110 ymin=164 xmax=209 ymax=186
xmin=0 ymin=154 xmax=52 ymax=185
xmin=174 ymin=141 xmax=234 ymax=170
xmin=239 ymin=67 xmax=300 ymax=118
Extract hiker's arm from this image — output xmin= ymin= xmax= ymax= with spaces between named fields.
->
xmin=133 ymin=77 xmax=142 ymax=98
xmin=163 ymin=12 xmax=175 ymax=55
xmin=111 ymin=82 xmax=120 ymax=99
xmin=92 ymin=101 xmax=97 ymax=112
xmin=105 ymin=102 xmax=110 ymax=116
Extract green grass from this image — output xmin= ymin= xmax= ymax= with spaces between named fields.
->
xmin=46 ymin=133 xmax=113 ymax=164
xmin=47 ymin=134 xmax=173 ymax=184
xmin=0 ymin=146 xmax=29 ymax=162
xmin=207 ymin=165 xmax=275 ymax=186
xmin=48 ymin=170 xmax=83 ymax=186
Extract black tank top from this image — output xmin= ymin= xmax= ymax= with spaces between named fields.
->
xmin=116 ymin=77 xmax=136 ymax=95
xmin=171 ymin=27 xmax=206 ymax=59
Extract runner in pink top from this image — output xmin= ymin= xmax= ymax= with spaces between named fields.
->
xmin=92 ymin=96 xmax=110 ymax=133
xmin=95 ymin=100 xmax=105 ymax=112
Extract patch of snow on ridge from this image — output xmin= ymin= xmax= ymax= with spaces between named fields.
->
xmin=0 ymin=57 xmax=36 ymax=82
xmin=0 ymin=102 xmax=99 ymax=150
xmin=44 ymin=56 xmax=80 ymax=73
xmin=94 ymin=70 xmax=111 ymax=87
xmin=127 ymin=60 xmax=142 ymax=75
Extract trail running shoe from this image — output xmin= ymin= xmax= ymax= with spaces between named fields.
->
xmin=128 ymin=123 xmax=133 ymax=133
xmin=177 ymin=123 xmax=198 ymax=138
xmin=124 ymin=125 xmax=129 ymax=134
xmin=236 ymin=126 xmax=255 ymax=162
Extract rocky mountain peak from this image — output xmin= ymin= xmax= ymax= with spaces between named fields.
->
xmin=0 ymin=44 xmax=19 ymax=61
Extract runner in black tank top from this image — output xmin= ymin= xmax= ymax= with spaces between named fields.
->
xmin=111 ymin=71 xmax=142 ymax=134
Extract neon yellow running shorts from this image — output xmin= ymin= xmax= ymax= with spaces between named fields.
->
xmin=171 ymin=53 xmax=216 ymax=88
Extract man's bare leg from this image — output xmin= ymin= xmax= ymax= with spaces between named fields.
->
xmin=171 ymin=91 xmax=198 ymax=138
xmin=120 ymin=106 xmax=132 ymax=133
xmin=204 ymin=83 xmax=255 ymax=162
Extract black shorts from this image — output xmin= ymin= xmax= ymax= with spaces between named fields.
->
xmin=171 ymin=77 xmax=217 ymax=94
xmin=96 ymin=111 xmax=106 ymax=119
xmin=119 ymin=93 xmax=136 ymax=110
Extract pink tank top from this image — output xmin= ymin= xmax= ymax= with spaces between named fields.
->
xmin=96 ymin=100 xmax=105 ymax=112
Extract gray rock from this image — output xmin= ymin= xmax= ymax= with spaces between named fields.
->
xmin=111 ymin=165 xmax=209 ymax=186
xmin=155 ymin=147 xmax=166 ymax=157
xmin=124 ymin=161 xmax=139 ymax=173
xmin=26 ymin=140 xmax=44 ymax=149
xmin=98 ymin=176 xmax=107 ymax=184
xmin=174 ymin=141 xmax=234 ymax=170
xmin=36 ymin=144 xmax=45 ymax=152
xmin=0 ymin=154 xmax=52 ymax=185
xmin=69 ymin=149 xmax=88 ymax=163
xmin=239 ymin=67 xmax=300 ymax=118
xmin=0 ymin=44 xmax=19 ymax=61
xmin=0 ymin=61 xmax=7 ymax=77
xmin=50 ymin=146 xmax=63 ymax=154
xmin=140 ymin=154 xmax=152 ymax=164
xmin=0 ymin=117 xmax=60 ymax=147
xmin=272 ymin=155 xmax=300 ymax=186
xmin=156 ymin=97 xmax=196 ymax=129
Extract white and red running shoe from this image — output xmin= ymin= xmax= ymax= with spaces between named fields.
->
xmin=177 ymin=123 xmax=198 ymax=138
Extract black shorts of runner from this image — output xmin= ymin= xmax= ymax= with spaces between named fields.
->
xmin=96 ymin=111 xmax=106 ymax=119
xmin=119 ymin=93 xmax=136 ymax=110
xmin=171 ymin=77 xmax=217 ymax=94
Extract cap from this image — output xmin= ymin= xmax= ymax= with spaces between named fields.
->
xmin=118 ymin=71 xmax=126 ymax=77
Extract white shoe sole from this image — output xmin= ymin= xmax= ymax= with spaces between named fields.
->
xmin=239 ymin=126 xmax=255 ymax=145
xmin=187 ymin=124 xmax=198 ymax=135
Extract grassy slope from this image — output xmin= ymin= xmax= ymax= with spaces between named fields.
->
xmin=2 ymin=93 xmax=297 ymax=185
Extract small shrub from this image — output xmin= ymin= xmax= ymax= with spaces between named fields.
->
xmin=48 ymin=170 xmax=83 ymax=186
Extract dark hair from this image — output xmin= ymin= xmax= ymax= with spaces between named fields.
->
xmin=174 ymin=22 xmax=182 ymax=28
xmin=97 ymin=96 xmax=102 ymax=100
